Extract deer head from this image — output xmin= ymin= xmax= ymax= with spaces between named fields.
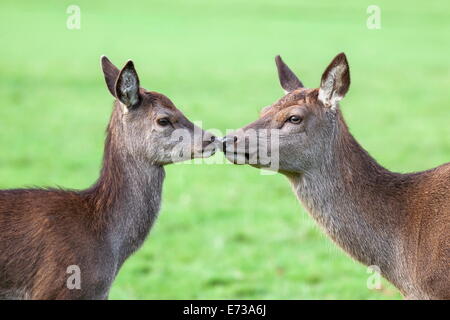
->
xmin=222 ymin=53 xmax=350 ymax=173
xmin=101 ymin=56 xmax=217 ymax=165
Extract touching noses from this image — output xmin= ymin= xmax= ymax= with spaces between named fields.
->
xmin=221 ymin=135 xmax=238 ymax=153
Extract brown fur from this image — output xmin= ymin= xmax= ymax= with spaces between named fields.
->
xmin=0 ymin=57 xmax=216 ymax=299
xmin=224 ymin=53 xmax=450 ymax=299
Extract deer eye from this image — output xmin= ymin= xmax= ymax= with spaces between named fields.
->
xmin=288 ymin=115 xmax=302 ymax=124
xmin=157 ymin=118 xmax=171 ymax=127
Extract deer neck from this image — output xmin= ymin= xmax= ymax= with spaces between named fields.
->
xmin=286 ymin=117 xmax=407 ymax=278
xmin=86 ymin=109 xmax=165 ymax=265
xmin=106 ymin=157 xmax=164 ymax=264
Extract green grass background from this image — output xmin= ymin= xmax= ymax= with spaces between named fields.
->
xmin=0 ymin=0 xmax=449 ymax=299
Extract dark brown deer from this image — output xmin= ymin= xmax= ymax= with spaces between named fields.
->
xmin=0 ymin=56 xmax=217 ymax=299
xmin=223 ymin=53 xmax=450 ymax=299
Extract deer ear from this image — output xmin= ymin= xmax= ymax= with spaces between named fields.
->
xmin=318 ymin=53 xmax=350 ymax=109
xmin=115 ymin=60 xmax=141 ymax=109
xmin=275 ymin=55 xmax=304 ymax=94
xmin=101 ymin=55 xmax=120 ymax=97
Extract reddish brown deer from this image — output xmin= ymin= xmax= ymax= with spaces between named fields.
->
xmin=0 ymin=56 xmax=216 ymax=299
xmin=223 ymin=53 xmax=450 ymax=299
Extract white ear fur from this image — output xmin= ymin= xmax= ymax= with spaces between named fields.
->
xmin=120 ymin=102 xmax=129 ymax=114
xmin=318 ymin=64 xmax=346 ymax=109
xmin=318 ymin=53 xmax=350 ymax=110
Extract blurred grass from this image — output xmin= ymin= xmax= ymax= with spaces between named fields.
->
xmin=0 ymin=0 xmax=449 ymax=299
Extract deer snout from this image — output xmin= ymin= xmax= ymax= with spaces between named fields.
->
xmin=221 ymin=135 xmax=238 ymax=153
xmin=202 ymin=133 xmax=217 ymax=149
xmin=195 ymin=132 xmax=217 ymax=158
xmin=222 ymin=131 xmax=262 ymax=166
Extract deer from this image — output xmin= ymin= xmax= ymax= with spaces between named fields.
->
xmin=222 ymin=53 xmax=450 ymax=299
xmin=0 ymin=56 xmax=217 ymax=299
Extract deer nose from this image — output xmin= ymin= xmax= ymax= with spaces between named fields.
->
xmin=222 ymin=136 xmax=237 ymax=153
xmin=202 ymin=134 xmax=217 ymax=149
